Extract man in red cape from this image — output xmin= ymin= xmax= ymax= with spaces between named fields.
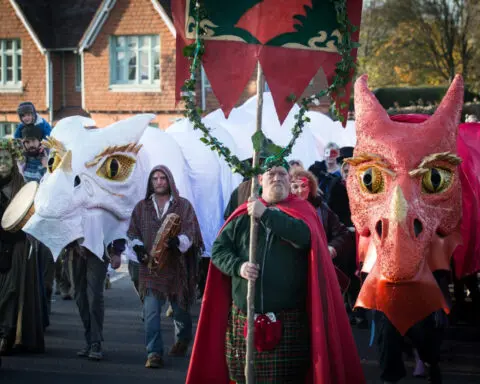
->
xmin=186 ymin=162 xmax=364 ymax=383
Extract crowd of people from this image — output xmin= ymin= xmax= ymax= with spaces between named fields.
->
xmin=0 ymin=84 xmax=479 ymax=384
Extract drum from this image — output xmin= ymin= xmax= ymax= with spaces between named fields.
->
xmin=1 ymin=181 xmax=38 ymax=233
xmin=149 ymin=213 xmax=182 ymax=272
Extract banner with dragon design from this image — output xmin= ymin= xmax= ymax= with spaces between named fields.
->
xmin=173 ymin=0 xmax=363 ymax=123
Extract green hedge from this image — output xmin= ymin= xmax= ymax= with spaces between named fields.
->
xmin=386 ymin=103 xmax=480 ymax=122
xmin=372 ymin=86 xmax=479 ymax=109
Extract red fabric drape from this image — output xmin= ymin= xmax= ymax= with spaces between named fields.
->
xmin=172 ymin=0 xmax=363 ymax=124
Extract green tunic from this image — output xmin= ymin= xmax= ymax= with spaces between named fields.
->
xmin=212 ymin=208 xmax=311 ymax=313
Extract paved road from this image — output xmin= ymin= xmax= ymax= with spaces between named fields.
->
xmin=2 ymin=266 xmax=479 ymax=383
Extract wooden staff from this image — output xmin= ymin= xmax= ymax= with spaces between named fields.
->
xmin=245 ymin=64 xmax=265 ymax=383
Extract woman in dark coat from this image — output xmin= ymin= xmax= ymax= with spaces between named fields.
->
xmin=290 ymin=168 xmax=368 ymax=326
xmin=0 ymin=139 xmax=45 ymax=357
xmin=290 ymin=168 xmax=354 ymax=264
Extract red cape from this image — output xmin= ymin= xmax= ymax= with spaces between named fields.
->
xmin=453 ymin=122 xmax=480 ymax=277
xmin=186 ymin=195 xmax=365 ymax=384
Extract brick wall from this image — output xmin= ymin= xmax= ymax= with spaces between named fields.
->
xmin=0 ymin=0 xmax=47 ymax=119
xmin=84 ymin=0 xmax=178 ymax=113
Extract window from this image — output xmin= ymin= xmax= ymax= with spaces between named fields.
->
xmin=201 ymin=66 xmax=211 ymax=90
xmin=0 ymin=39 xmax=22 ymax=91
xmin=0 ymin=122 xmax=16 ymax=137
xmin=75 ymin=54 xmax=82 ymax=91
xmin=110 ymin=35 xmax=160 ymax=90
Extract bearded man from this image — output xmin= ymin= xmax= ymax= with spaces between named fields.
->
xmin=187 ymin=159 xmax=364 ymax=384
xmin=128 ymin=165 xmax=204 ymax=369
xmin=19 ymin=124 xmax=48 ymax=183
xmin=0 ymin=139 xmax=45 ymax=356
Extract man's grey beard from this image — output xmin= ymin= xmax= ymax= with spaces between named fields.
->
xmin=263 ymin=186 xmax=289 ymax=204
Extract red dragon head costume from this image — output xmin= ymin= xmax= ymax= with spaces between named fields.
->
xmin=346 ymin=75 xmax=464 ymax=335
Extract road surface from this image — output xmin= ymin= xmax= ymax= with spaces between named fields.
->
xmin=2 ymin=266 xmax=479 ymax=383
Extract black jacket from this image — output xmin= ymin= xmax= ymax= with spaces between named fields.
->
xmin=311 ymin=195 xmax=356 ymax=276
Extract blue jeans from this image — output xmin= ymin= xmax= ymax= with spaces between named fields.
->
xmin=143 ymin=291 xmax=192 ymax=357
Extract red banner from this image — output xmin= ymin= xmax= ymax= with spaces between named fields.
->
xmin=173 ymin=1 xmax=363 ymax=123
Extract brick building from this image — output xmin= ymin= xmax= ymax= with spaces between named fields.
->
xmin=0 ymin=0 xmax=330 ymax=135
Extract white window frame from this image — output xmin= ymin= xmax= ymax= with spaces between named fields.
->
xmin=201 ymin=65 xmax=212 ymax=110
xmin=109 ymin=35 xmax=161 ymax=92
xmin=75 ymin=54 xmax=82 ymax=91
xmin=0 ymin=39 xmax=23 ymax=93
xmin=0 ymin=122 xmax=17 ymax=137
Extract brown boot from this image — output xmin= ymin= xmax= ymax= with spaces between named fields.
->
xmin=168 ymin=340 xmax=189 ymax=357
xmin=145 ymin=354 xmax=164 ymax=368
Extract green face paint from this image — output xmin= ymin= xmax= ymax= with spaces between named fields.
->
xmin=0 ymin=149 xmax=14 ymax=178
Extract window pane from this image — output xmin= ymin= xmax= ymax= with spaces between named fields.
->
xmin=128 ymin=67 xmax=136 ymax=81
xmin=115 ymin=51 xmax=125 ymax=82
xmin=17 ymin=40 xmax=21 ymax=50
xmin=75 ymin=55 xmax=81 ymax=87
xmin=115 ymin=36 xmax=125 ymax=48
xmin=127 ymin=36 xmax=137 ymax=49
xmin=6 ymin=41 xmax=12 ymax=50
xmin=139 ymin=36 xmax=147 ymax=49
xmin=152 ymin=35 xmax=160 ymax=49
xmin=6 ymin=69 xmax=13 ymax=81
xmin=17 ymin=68 xmax=21 ymax=81
xmin=6 ymin=55 xmax=12 ymax=67
xmin=139 ymin=50 xmax=149 ymax=80
xmin=153 ymin=51 xmax=160 ymax=80
xmin=128 ymin=51 xmax=136 ymax=81
xmin=5 ymin=125 xmax=13 ymax=135
xmin=17 ymin=54 xmax=21 ymax=68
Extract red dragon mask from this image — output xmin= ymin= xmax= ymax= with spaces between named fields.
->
xmin=346 ymin=75 xmax=464 ymax=334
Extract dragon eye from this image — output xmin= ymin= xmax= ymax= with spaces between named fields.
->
xmin=359 ymin=167 xmax=384 ymax=194
xmin=47 ymin=152 xmax=62 ymax=173
xmin=422 ymin=168 xmax=452 ymax=194
xmin=97 ymin=155 xmax=136 ymax=182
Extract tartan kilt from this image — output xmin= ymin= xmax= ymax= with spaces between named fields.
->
xmin=225 ymin=304 xmax=310 ymax=384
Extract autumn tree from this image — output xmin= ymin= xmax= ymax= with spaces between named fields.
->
xmin=358 ymin=0 xmax=480 ymax=87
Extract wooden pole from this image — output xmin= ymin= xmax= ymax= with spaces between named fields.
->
xmin=245 ymin=64 xmax=265 ymax=383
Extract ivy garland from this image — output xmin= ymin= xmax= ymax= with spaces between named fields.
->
xmin=181 ymin=0 xmax=359 ymax=178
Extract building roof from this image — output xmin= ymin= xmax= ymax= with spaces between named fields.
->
xmin=158 ymin=0 xmax=171 ymax=19
xmin=14 ymin=0 xmax=104 ymax=49
xmin=13 ymin=0 xmax=174 ymax=50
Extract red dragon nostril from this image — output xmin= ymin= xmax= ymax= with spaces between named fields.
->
xmin=413 ymin=219 xmax=423 ymax=238
xmin=375 ymin=220 xmax=383 ymax=238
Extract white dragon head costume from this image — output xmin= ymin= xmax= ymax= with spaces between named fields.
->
xmin=23 ymin=114 xmax=193 ymax=260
